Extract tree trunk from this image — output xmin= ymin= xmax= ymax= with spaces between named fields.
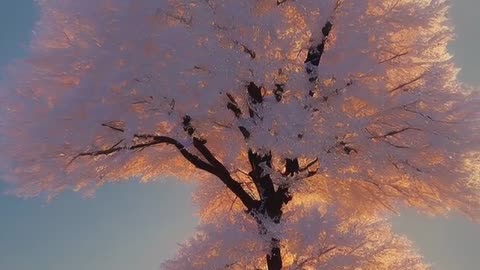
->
xmin=246 ymin=151 xmax=294 ymax=270
xmin=266 ymin=238 xmax=282 ymax=270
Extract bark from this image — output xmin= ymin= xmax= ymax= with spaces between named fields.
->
xmin=267 ymin=238 xmax=283 ymax=270
xmin=253 ymin=213 xmax=284 ymax=270
xmin=93 ymin=119 xmax=292 ymax=269
xmin=246 ymin=152 xmax=298 ymax=270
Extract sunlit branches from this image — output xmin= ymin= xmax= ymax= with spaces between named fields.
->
xmin=71 ymin=121 xmax=259 ymax=211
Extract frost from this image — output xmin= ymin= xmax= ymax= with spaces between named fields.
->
xmin=0 ymin=0 xmax=478 ymax=269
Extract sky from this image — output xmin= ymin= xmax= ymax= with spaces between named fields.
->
xmin=0 ymin=1 xmax=479 ymax=269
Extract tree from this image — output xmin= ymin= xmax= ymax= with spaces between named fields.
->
xmin=0 ymin=0 xmax=479 ymax=269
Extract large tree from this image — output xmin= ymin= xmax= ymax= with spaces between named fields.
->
xmin=1 ymin=0 xmax=479 ymax=269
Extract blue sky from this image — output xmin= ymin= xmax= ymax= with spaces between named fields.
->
xmin=0 ymin=181 xmax=196 ymax=270
xmin=0 ymin=1 xmax=479 ymax=270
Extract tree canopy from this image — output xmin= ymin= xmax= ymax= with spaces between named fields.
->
xmin=1 ymin=0 xmax=479 ymax=269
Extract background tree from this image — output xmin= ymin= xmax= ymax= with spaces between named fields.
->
xmin=0 ymin=0 xmax=479 ymax=269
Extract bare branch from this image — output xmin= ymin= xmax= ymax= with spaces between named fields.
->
xmin=72 ymin=132 xmax=258 ymax=211
xmin=71 ymin=134 xmax=215 ymax=172
xmin=378 ymin=51 xmax=409 ymax=64
xmin=383 ymin=140 xmax=412 ymax=149
xmin=101 ymin=121 xmax=125 ymax=133
xmin=238 ymin=126 xmax=251 ymax=139
xmin=294 ymin=246 xmax=337 ymax=269
xmin=68 ymin=141 xmax=124 ymax=166
xmin=229 ymin=196 xmax=238 ymax=211
xmin=193 ymin=137 xmax=229 ymax=174
xmin=247 ymin=82 xmax=263 ymax=104
xmin=299 ymin=158 xmax=319 ymax=172
xmin=368 ymin=127 xmax=421 ymax=139
xmin=304 ymin=21 xmax=333 ymax=68
xmin=226 ymin=93 xmax=242 ymax=118
xmin=389 ymin=74 xmax=424 ymax=93
xmin=402 ymin=103 xmax=460 ymax=124
xmin=233 ymin=40 xmax=256 ymax=59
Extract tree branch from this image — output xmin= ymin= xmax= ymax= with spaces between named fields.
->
xmin=233 ymin=40 xmax=256 ymax=59
xmin=389 ymin=74 xmax=424 ymax=93
xmin=299 ymin=158 xmax=319 ymax=172
xmin=378 ymin=51 xmax=409 ymax=64
xmin=192 ymin=137 xmax=229 ymax=174
xmin=101 ymin=121 xmax=125 ymax=132
xmin=248 ymin=150 xmax=275 ymax=202
xmin=71 ymin=133 xmax=257 ymax=210
xmin=368 ymin=127 xmax=421 ymax=139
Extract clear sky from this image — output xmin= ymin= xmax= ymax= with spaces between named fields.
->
xmin=391 ymin=2 xmax=480 ymax=269
xmin=0 ymin=1 xmax=478 ymax=270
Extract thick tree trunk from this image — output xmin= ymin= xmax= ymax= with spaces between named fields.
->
xmin=266 ymin=238 xmax=282 ymax=270
xmin=252 ymin=211 xmax=284 ymax=270
xmin=245 ymin=151 xmax=298 ymax=270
